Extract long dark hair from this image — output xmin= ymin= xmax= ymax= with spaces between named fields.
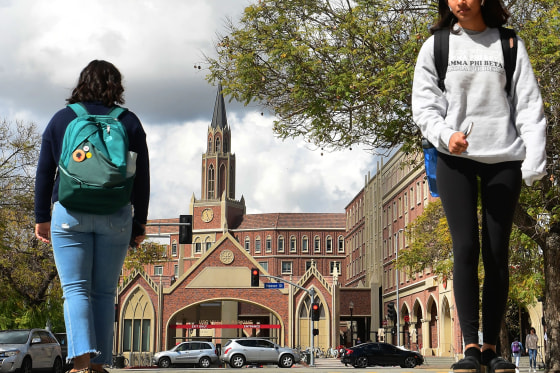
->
xmin=431 ymin=0 xmax=510 ymax=33
xmin=67 ymin=60 xmax=125 ymax=106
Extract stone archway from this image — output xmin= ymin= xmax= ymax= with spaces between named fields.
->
xmin=165 ymin=299 xmax=284 ymax=352
xmin=296 ymin=291 xmax=329 ymax=350
xmin=412 ymin=299 xmax=424 ymax=352
xmin=440 ymin=296 xmax=453 ymax=357
xmin=120 ymin=286 xmax=156 ymax=363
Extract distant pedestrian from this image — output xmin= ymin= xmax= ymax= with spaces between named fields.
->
xmin=511 ymin=338 xmax=523 ymax=368
xmin=525 ymin=328 xmax=538 ymax=372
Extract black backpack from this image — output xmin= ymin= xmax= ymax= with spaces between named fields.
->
xmin=434 ymin=26 xmax=518 ymax=95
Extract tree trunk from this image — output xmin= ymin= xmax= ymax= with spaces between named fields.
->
xmin=543 ymin=231 xmax=560 ymax=373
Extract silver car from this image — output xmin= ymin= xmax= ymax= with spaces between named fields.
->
xmin=152 ymin=341 xmax=218 ymax=368
xmin=0 ymin=329 xmax=63 ymax=373
xmin=220 ymin=338 xmax=300 ymax=368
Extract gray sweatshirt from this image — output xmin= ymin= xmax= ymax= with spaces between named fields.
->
xmin=412 ymin=26 xmax=546 ymax=185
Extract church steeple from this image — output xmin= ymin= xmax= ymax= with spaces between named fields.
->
xmin=210 ymin=82 xmax=228 ymax=130
xmin=202 ymin=84 xmax=235 ymax=200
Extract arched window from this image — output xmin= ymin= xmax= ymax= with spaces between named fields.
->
xmin=207 ymin=165 xmax=215 ymax=199
xmin=326 ymin=236 xmax=333 ymax=253
xmin=290 ymin=236 xmax=296 ymax=252
xmin=215 ymin=137 xmax=221 ymax=153
xmin=302 ymin=236 xmax=309 ymax=252
xmin=338 ymin=236 xmax=345 ymax=253
xmin=244 ymin=237 xmax=250 ymax=252
xmin=208 ymin=136 xmax=213 ymax=153
xmin=314 ymin=236 xmax=321 ymax=253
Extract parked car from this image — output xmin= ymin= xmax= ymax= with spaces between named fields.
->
xmin=53 ymin=333 xmax=71 ymax=370
xmin=220 ymin=338 xmax=300 ymax=368
xmin=0 ymin=329 xmax=63 ymax=373
xmin=152 ymin=341 xmax=218 ymax=368
xmin=341 ymin=342 xmax=424 ymax=368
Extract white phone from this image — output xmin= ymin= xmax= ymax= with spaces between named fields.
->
xmin=464 ymin=122 xmax=474 ymax=137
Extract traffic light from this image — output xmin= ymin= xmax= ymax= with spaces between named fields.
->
xmin=251 ymin=268 xmax=260 ymax=287
xmin=313 ymin=328 xmax=319 ymax=336
xmin=179 ymin=215 xmax=193 ymax=244
xmin=311 ymin=302 xmax=320 ymax=321
xmin=387 ymin=302 xmax=396 ymax=322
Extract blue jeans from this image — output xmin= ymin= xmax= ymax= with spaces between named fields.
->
xmin=51 ymin=202 xmax=131 ymax=365
xmin=528 ymin=349 xmax=537 ymax=369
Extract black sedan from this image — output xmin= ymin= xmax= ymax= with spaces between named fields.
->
xmin=341 ymin=342 xmax=424 ymax=368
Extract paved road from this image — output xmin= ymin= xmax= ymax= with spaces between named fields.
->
xmin=109 ymin=357 xmax=452 ymax=373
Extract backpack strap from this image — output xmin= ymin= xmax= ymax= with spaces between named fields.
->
xmin=498 ymin=26 xmax=517 ymax=96
xmin=68 ymin=103 xmax=90 ymax=117
xmin=434 ymin=29 xmax=450 ymax=92
xmin=107 ymin=106 xmax=127 ymax=119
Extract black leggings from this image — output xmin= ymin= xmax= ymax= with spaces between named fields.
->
xmin=437 ymin=153 xmax=521 ymax=346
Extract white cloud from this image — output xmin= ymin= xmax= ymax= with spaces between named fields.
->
xmin=0 ymin=0 xmax=382 ymax=221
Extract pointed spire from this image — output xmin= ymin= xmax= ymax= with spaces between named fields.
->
xmin=211 ymin=82 xmax=228 ymax=129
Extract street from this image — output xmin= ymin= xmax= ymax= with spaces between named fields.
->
xmin=107 ymin=357 xmax=452 ymax=373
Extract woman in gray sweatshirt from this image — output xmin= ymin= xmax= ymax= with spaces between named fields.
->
xmin=412 ymin=1 xmax=546 ymax=373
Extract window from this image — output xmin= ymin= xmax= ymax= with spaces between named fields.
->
xmin=338 ymin=236 xmax=345 ymax=253
xmin=281 ymin=261 xmax=293 ymax=274
xmin=278 ymin=236 xmax=285 ymax=252
xmin=302 ymin=236 xmax=309 ymax=252
xmin=330 ymin=261 xmax=341 ymax=275
xmin=194 ymin=240 xmax=202 ymax=254
xmin=290 ymin=236 xmax=296 ymax=252
xmin=244 ymin=237 xmax=250 ymax=252
xmin=265 ymin=236 xmax=272 ymax=252
xmin=255 ymin=237 xmax=261 ymax=253
xmin=326 ymin=236 xmax=333 ymax=253
xmin=154 ymin=266 xmax=163 ymax=276
xmin=123 ymin=319 xmax=150 ymax=352
xmin=174 ymin=265 xmax=179 ymax=277
xmin=314 ymin=236 xmax=320 ymax=253
xmin=208 ymin=165 xmax=215 ymax=199
xmin=259 ymin=261 xmax=268 ymax=272
xmin=305 ymin=261 xmax=312 ymax=271
xmin=215 ymin=137 xmax=221 ymax=153
xmin=171 ymin=242 xmax=177 ymax=256
xmin=205 ymin=240 xmax=212 ymax=252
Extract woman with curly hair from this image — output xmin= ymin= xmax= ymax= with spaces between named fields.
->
xmin=35 ymin=60 xmax=150 ymax=373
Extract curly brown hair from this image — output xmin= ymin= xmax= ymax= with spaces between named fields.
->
xmin=67 ymin=60 xmax=125 ymax=106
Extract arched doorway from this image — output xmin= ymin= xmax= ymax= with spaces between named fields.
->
xmin=412 ymin=300 xmax=424 ymax=352
xmin=120 ymin=286 xmax=155 ymax=365
xmin=166 ymin=299 xmax=283 ymax=354
xmin=427 ymin=296 xmax=438 ymax=353
xmin=296 ymin=293 xmax=329 ymax=350
xmin=441 ymin=297 xmax=453 ymax=357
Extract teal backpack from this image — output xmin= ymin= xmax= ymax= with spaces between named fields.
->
xmin=58 ymin=103 xmax=135 ymax=214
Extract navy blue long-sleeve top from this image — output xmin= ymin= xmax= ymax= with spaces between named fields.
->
xmin=34 ymin=102 xmax=150 ymax=224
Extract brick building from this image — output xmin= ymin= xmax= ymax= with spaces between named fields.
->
xmin=114 ymin=85 xmax=360 ymax=363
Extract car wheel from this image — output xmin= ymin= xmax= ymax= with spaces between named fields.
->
xmin=353 ymin=356 xmax=368 ymax=368
xmin=158 ymin=357 xmax=171 ymax=368
xmin=20 ymin=357 xmax=32 ymax=373
xmin=278 ymin=354 xmax=294 ymax=368
xmin=198 ymin=356 xmax=211 ymax=368
xmin=52 ymin=357 xmax=63 ymax=373
xmin=403 ymin=356 xmax=417 ymax=368
xmin=229 ymin=354 xmax=245 ymax=369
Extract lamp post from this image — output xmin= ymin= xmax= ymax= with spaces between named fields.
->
xmin=349 ymin=301 xmax=354 ymax=346
xmin=395 ymin=228 xmax=404 ymax=347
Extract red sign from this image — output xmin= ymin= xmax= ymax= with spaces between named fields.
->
xmin=404 ymin=315 xmax=410 ymax=323
xmin=170 ymin=324 xmax=281 ymax=330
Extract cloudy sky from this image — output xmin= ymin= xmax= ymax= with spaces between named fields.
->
xmin=2 ymin=0 xmax=381 ymax=219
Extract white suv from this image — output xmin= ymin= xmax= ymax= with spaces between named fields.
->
xmin=0 ymin=329 xmax=63 ymax=373
xmin=220 ymin=338 xmax=300 ymax=368
xmin=152 ymin=341 xmax=218 ymax=368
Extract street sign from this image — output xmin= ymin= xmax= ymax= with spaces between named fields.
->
xmin=264 ymin=282 xmax=285 ymax=289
